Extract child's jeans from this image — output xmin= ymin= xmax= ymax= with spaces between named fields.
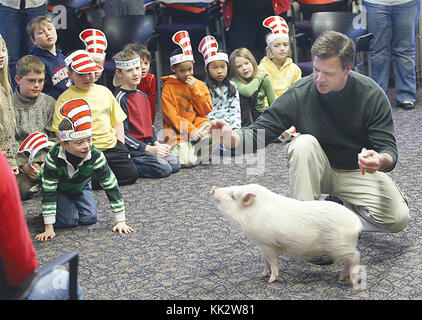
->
xmin=54 ymin=181 xmax=98 ymax=228
xmin=130 ymin=149 xmax=181 ymax=178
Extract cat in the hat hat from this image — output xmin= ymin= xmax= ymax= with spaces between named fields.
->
xmin=199 ymin=35 xmax=241 ymax=133
xmin=35 ymin=98 xmax=134 ymax=242
xmin=168 ymin=30 xmax=197 ymax=88
xmin=258 ymin=16 xmax=302 ymax=98
xmin=79 ymin=28 xmax=108 ymax=83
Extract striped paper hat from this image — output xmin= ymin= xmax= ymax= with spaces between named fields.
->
xmin=18 ymin=132 xmax=54 ymax=168
xmin=58 ymin=98 xmax=92 ymax=141
xmin=79 ymin=28 xmax=108 ymax=61
xmin=170 ymin=30 xmax=194 ymax=66
xmin=65 ymin=49 xmax=103 ymax=73
xmin=263 ymin=16 xmax=289 ymax=46
xmin=198 ymin=35 xmax=228 ymax=66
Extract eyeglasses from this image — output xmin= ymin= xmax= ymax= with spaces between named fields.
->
xmin=23 ymin=78 xmax=45 ymax=85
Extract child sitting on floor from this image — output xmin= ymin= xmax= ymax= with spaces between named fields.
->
xmin=113 ymin=48 xmax=180 ymax=178
xmin=0 ymin=34 xmax=18 ymax=174
xmin=13 ymin=55 xmax=57 ymax=200
xmin=229 ymin=47 xmax=276 ymax=127
xmin=35 ymin=99 xmax=133 ymax=241
xmin=199 ymin=35 xmax=241 ymax=131
xmin=161 ymin=30 xmax=218 ymax=168
xmin=123 ymin=42 xmax=157 ymax=123
xmin=258 ymin=16 xmax=301 ymax=98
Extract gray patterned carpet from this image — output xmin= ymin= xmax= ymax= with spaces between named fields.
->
xmin=22 ymin=86 xmax=422 ymax=300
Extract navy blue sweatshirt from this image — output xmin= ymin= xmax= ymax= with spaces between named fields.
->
xmin=30 ymin=46 xmax=71 ymax=100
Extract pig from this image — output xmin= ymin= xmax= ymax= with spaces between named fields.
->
xmin=210 ymin=184 xmax=363 ymax=284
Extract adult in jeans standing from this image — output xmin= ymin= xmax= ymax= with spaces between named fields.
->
xmin=0 ymin=0 xmax=46 ymax=90
xmin=363 ymin=0 xmax=418 ymax=110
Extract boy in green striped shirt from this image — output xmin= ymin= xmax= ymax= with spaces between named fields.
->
xmin=35 ymin=98 xmax=133 ymax=241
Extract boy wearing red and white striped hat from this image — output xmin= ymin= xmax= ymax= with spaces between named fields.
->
xmin=35 ymin=98 xmax=133 ymax=242
xmin=50 ymin=50 xmax=139 ymax=188
xmin=161 ymin=30 xmax=217 ymax=168
xmin=79 ymin=28 xmax=108 ymax=84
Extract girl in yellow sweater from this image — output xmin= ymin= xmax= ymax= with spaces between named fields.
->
xmin=258 ymin=16 xmax=302 ymax=98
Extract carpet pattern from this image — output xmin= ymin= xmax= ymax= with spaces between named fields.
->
xmin=22 ymin=87 xmax=422 ymax=300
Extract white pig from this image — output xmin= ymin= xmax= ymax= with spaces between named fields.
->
xmin=210 ymin=184 xmax=363 ymax=284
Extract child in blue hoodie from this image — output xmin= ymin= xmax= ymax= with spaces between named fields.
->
xmin=27 ymin=16 xmax=71 ymax=100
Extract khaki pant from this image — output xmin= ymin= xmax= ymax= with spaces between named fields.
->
xmin=286 ymin=134 xmax=410 ymax=233
xmin=16 ymin=171 xmax=39 ymax=200
xmin=171 ymin=122 xmax=219 ymax=168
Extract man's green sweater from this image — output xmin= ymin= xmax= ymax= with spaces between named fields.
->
xmin=238 ymin=71 xmax=398 ymax=171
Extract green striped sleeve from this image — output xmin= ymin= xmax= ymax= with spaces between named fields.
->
xmin=45 ymin=152 xmax=57 ymax=170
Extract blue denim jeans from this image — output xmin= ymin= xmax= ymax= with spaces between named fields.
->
xmin=55 ymin=181 xmax=98 ymax=228
xmin=363 ymin=0 xmax=417 ymax=104
xmin=0 ymin=3 xmax=46 ymax=90
xmin=130 ymin=149 xmax=181 ymax=178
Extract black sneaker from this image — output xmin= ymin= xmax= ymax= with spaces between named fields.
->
xmin=397 ymin=101 xmax=415 ymax=110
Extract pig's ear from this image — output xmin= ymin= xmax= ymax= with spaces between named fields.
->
xmin=242 ymin=193 xmax=256 ymax=207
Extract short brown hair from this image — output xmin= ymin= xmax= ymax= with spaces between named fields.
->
xmin=123 ymin=42 xmax=151 ymax=62
xmin=16 ymin=55 xmax=45 ymax=77
xmin=228 ymin=47 xmax=258 ymax=82
xmin=58 ymin=117 xmax=73 ymax=131
xmin=311 ymin=31 xmax=355 ymax=70
xmin=27 ymin=16 xmax=54 ymax=39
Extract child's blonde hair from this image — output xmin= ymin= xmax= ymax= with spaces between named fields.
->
xmin=265 ymin=32 xmax=291 ymax=60
xmin=0 ymin=35 xmax=14 ymax=127
xmin=229 ymin=47 xmax=258 ymax=83
xmin=16 ymin=55 xmax=46 ymax=78
xmin=26 ymin=16 xmax=54 ymax=39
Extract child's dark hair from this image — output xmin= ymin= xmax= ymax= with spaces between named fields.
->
xmin=58 ymin=118 xmax=73 ymax=131
xmin=58 ymin=118 xmax=73 ymax=142
xmin=205 ymin=60 xmax=236 ymax=98
xmin=169 ymin=47 xmax=182 ymax=59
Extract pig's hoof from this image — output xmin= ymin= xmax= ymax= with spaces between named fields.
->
xmin=261 ymin=270 xmax=270 ymax=278
xmin=268 ymin=276 xmax=277 ymax=283
xmin=339 ymin=274 xmax=349 ymax=282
